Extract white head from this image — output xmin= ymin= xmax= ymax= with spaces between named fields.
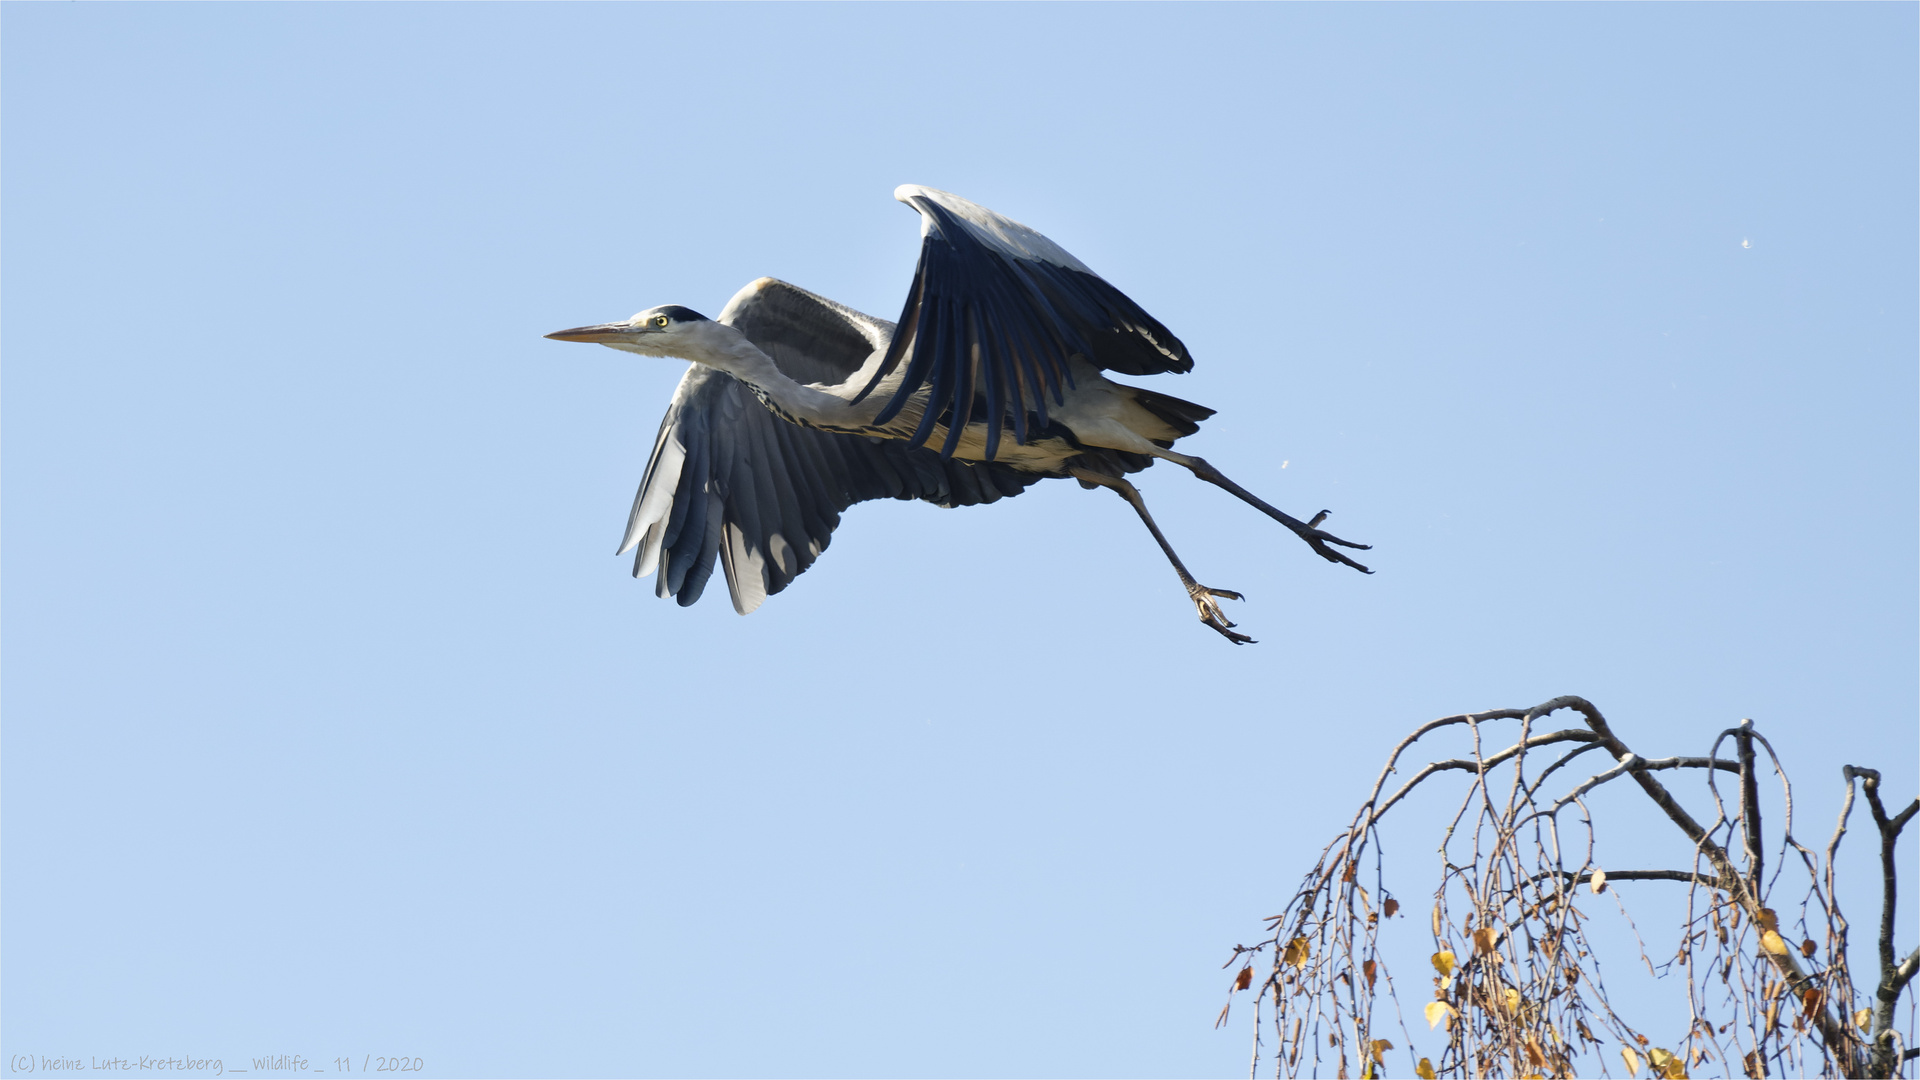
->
xmin=545 ymin=305 xmax=735 ymax=359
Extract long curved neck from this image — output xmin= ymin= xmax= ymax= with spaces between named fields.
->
xmin=684 ymin=323 xmax=880 ymax=429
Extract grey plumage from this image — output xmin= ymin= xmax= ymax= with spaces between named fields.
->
xmin=548 ymin=186 xmax=1372 ymax=643
xmin=627 ymin=279 xmax=1040 ymax=613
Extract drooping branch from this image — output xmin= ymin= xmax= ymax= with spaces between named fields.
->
xmin=1529 ymin=697 xmax=1859 ymax=1055
xmin=1228 ymin=696 xmax=1913 ymax=1079
xmin=1373 ymin=729 xmax=1597 ymax=822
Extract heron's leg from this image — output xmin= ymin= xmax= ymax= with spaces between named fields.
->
xmin=1148 ymin=450 xmax=1374 ymax=574
xmin=1069 ymin=466 xmax=1253 ymax=645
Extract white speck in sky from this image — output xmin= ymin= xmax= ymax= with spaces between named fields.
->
xmin=1281 ymin=460 xmax=1289 ymax=469
xmin=1742 ymin=238 xmax=1752 ymax=249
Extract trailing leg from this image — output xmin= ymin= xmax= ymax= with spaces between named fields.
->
xmin=1151 ymin=450 xmax=1373 ymax=574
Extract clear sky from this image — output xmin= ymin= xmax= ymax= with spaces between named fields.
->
xmin=4 ymin=4 xmax=1914 ymax=1078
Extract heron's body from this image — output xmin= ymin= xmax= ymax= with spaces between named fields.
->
xmin=548 ymin=186 xmax=1370 ymax=642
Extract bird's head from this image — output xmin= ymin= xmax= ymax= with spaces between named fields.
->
xmin=544 ymin=305 xmax=720 ymax=358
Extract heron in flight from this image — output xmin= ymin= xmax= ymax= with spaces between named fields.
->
xmin=546 ymin=186 xmax=1370 ymax=643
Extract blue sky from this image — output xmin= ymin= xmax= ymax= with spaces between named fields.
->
xmin=4 ymin=4 xmax=1914 ymax=1077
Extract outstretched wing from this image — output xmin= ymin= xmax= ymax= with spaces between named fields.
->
xmin=855 ymin=185 xmax=1194 ymax=461
xmin=619 ymin=278 xmax=1041 ymax=614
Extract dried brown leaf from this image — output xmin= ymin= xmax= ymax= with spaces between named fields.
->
xmin=1234 ymin=966 xmax=1252 ymax=991
xmin=1383 ymin=898 xmax=1399 ymax=919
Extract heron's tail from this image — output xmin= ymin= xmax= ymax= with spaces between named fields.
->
xmin=1128 ymin=386 xmax=1215 ymax=444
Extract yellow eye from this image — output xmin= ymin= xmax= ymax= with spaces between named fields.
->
xmin=653 ymin=315 xmax=669 ymax=327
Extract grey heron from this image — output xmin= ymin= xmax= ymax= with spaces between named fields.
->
xmin=546 ymin=185 xmax=1370 ymax=644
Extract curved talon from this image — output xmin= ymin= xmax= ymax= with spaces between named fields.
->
xmin=1189 ymin=584 xmax=1255 ymax=645
xmin=1293 ymin=523 xmax=1373 ymax=573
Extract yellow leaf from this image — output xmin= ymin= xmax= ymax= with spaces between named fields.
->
xmin=1590 ymin=868 xmax=1607 ymax=894
xmin=1425 ymin=1000 xmax=1455 ymax=1030
xmin=1855 ymin=1008 xmax=1873 ymax=1032
xmin=1283 ymin=937 xmax=1311 ymax=967
xmin=1622 ymin=1045 xmax=1642 ymax=1078
xmin=1233 ymin=966 xmax=1252 ymax=991
xmin=1503 ymin=987 xmax=1520 ymax=1013
xmin=1384 ymin=898 xmax=1400 ymax=918
xmin=1431 ymin=950 xmax=1456 ymax=977
xmin=1649 ymin=1047 xmax=1688 ymax=1079
xmin=1415 ymin=1058 xmax=1436 ymax=1080
xmin=1369 ymin=1038 xmax=1392 ymax=1064
xmin=1760 ymin=930 xmax=1790 ymax=956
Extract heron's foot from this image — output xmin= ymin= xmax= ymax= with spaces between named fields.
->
xmin=1174 ymin=455 xmax=1375 ymax=575
xmin=1188 ymin=583 xmax=1254 ymax=645
xmin=1291 ymin=510 xmax=1373 ymax=574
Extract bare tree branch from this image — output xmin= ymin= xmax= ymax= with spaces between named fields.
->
xmin=1737 ymin=723 xmax=1764 ymax=896
xmin=1227 ymin=698 xmax=1914 ymax=1079
xmin=1534 ymin=868 xmax=1731 ymax=889
xmin=1848 ymin=766 xmax=1920 ymax=1076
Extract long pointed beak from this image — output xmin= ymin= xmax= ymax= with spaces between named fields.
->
xmin=544 ymin=322 xmax=637 ymax=343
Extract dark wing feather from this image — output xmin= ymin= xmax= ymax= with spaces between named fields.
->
xmin=619 ymin=280 xmax=1042 ymax=614
xmin=855 ymin=185 xmax=1194 ymax=459
xmin=718 ymin=277 xmax=887 ymax=386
